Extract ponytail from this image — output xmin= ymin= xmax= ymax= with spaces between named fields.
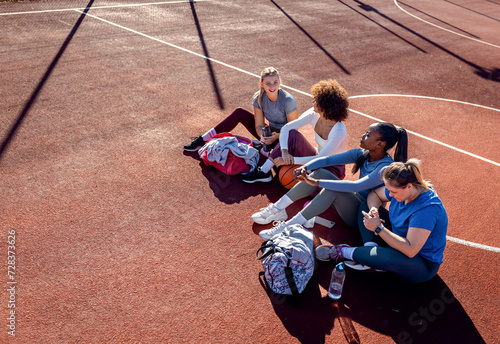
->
xmin=393 ymin=126 xmax=408 ymax=163
xmin=383 ymin=158 xmax=432 ymax=191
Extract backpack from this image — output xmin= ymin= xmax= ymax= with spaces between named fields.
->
xmin=198 ymin=133 xmax=258 ymax=175
xmin=256 ymin=224 xmax=315 ymax=296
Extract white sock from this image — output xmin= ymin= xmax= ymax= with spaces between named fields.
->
xmin=274 ymin=195 xmax=293 ymax=210
xmin=260 ymin=159 xmax=275 ymax=173
xmin=364 ymin=241 xmax=378 ymax=247
xmin=341 ymin=247 xmax=356 ymax=261
xmin=202 ymin=128 xmax=216 ymax=141
xmin=286 ymin=213 xmax=307 ymax=226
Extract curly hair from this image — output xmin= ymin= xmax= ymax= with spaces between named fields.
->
xmin=311 ymin=79 xmax=349 ymax=121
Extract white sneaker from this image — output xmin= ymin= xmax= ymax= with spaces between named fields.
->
xmin=259 ymin=221 xmax=287 ymax=241
xmin=251 ymin=203 xmax=287 ymax=224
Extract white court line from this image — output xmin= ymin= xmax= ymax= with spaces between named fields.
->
xmin=4 ymin=6 xmax=499 ymax=252
xmin=349 ymin=95 xmax=500 ymax=168
xmin=350 ymin=94 xmax=500 ymax=113
xmin=394 ymin=0 xmax=500 ymax=49
xmin=0 ymin=0 xmax=208 ymax=16
xmin=446 ymin=236 xmax=500 ymax=253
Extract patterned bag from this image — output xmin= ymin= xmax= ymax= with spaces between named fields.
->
xmin=256 ymin=224 xmax=315 ymax=296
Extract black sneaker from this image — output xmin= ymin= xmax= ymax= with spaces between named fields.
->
xmin=241 ymin=167 xmax=272 ymax=183
xmin=183 ymin=136 xmax=205 ymax=151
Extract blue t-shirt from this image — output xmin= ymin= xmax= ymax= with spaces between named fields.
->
xmin=252 ymin=89 xmax=297 ymax=130
xmin=385 ymin=188 xmax=448 ymax=264
xmin=310 ymin=149 xmax=394 ymax=199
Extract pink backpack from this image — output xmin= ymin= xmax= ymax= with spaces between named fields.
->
xmin=199 ymin=133 xmax=254 ymax=175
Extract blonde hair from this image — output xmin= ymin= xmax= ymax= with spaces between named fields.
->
xmin=257 ymin=67 xmax=280 ymax=108
xmin=382 ymin=158 xmax=432 ymax=192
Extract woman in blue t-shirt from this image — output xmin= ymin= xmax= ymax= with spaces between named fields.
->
xmin=316 ymin=159 xmax=448 ymax=283
xmin=183 ymin=67 xmax=298 ymax=151
xmin=253 ymin=122 xmax=408 ymax=240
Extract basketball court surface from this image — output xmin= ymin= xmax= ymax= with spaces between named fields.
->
xmin=0 ymin=0 xmax=499 ymax=343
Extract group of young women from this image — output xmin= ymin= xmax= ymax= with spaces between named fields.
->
xmin=185 ymin=67 xmax=448 ymax=284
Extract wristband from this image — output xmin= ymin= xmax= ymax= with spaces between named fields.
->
xmin=374 ymin=224 xmax=384 ymax=235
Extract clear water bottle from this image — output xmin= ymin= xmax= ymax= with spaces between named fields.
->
xmin=328 ymin=262 xmax=346 ymax=300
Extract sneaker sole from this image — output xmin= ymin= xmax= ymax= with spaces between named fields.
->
xmin=259 ymin=233 xmax=272 ymax=241
xmin=183 ymin=146 xmax=202 ymax=152
xmin=242 ymin=176 xmax=273 ymax=184
xmin=252 ymin=214 xmax=287 ymax=225
xmin=315 ymin=245 xmax=334 ymax=261
xmin=344 ymin=260 xmax=371 ymax=271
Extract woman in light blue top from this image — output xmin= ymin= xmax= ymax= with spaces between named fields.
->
xmin=253 ymin=122 xmax=408 ymax=241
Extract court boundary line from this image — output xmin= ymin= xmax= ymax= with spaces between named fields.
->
xmin=0 ymin=0 xmax=209 ymax=16
xmin=4 ymin=5 xmax=498 ymax=252
xmin=348 ymin=95 xmax=500 ymax=167
xmin=446 ymin=236 xmax=500 ymax=253
xmin=394 ymin=0 xmax=500 ymax=49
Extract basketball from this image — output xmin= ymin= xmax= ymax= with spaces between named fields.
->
xmin=278 ymin=164 xmax=301 ymax=189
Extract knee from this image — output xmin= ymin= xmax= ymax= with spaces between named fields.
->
xmin=287 ymin=129 xmax=302 ymax=143
xmin=230 ymin=107 xmax=251 ymax=117
xmin=357 ymin=201 xmax=369 ymax=225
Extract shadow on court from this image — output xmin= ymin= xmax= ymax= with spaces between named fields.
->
xmin=270 ymin=0 xmax=351 ymax=75
xmin=189 ymin=1 xmax=225 ymax=110
xmin=348 ymin=0 xmax=499 ymax=83
xmin=333 ymin=270 xmax=485 ymax=344
xmin=0 ymin=0 xmax=95 ymax=162
xmin=258 ymin=263 xmax=486 ymax=344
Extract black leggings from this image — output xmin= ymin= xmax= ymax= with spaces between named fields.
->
xmin=353 ymin=202 xmax=440 ymax=283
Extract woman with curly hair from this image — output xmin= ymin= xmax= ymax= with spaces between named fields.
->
xmin=242 ymin=79 xmax=349 ymax=183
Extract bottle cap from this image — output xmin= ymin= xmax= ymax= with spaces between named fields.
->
xmin=336 ymin=262 xmax=345 ymax=271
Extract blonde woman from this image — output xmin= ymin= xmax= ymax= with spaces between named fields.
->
xmin=316 ymin=159 xmax=448 ymax=283
xmin=242 ymin=79 xmax=348 ymax=183
xmin=184 ymin=67 xmax=299 ymax=153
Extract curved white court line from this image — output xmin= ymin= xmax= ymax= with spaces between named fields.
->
xmin=394 ymin=0 xmax=500 ymax=49
xmin=10 ymin=8 xmax=499 ymax=252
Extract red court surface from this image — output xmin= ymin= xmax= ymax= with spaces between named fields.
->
xmin=0 ymin=0 xmax=499 ymax=343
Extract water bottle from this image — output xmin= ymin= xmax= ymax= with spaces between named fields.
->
xmin=328 ymin=262 xmax=346 ymax=300
xmin=262 ymin=126 xmax=273 ymax=152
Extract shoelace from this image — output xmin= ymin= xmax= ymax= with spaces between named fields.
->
xmin=272 ymin=220 xmax=285 ymax=228
xmin=260 ymin=204 xmax=277 ymax=217
xmin=264 ymin=221 xmax=286 ymax=235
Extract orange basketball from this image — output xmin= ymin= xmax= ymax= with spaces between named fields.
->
xmin=278 ymin=164 xmax=301 ymax=189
